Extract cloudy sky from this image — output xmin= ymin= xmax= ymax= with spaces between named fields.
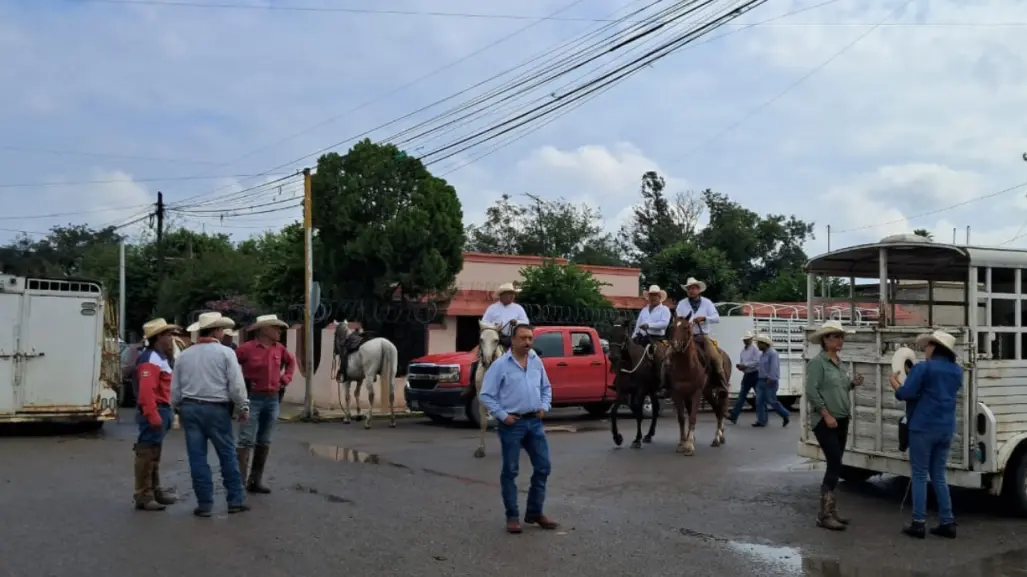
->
xmin=1 ymin=0 xmax=1026 ymax=257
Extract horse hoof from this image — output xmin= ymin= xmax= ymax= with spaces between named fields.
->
xmin=363 ymin=423 xmax=371 ymax=430
xmin=473 ymin=448 xmax=485 ymax=458
xmin=613 ymin=434 xmax=623 ymax=447
xmin=684 ymin=447 xmax=695 ymax=456
xmin=711 ymin=440 xmax=720 ymax=447
xmin=642 ymin=435 xmax=653 ymax=444
xmin=630 ymin=440 xmax=642 ymax=449
xmin=675 ymin=444 xmax=688 ymax=454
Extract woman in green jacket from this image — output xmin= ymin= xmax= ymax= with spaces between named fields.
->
xmin=806 ymin=320 xmax=864 ymax=531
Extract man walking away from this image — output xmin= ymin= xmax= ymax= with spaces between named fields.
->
xmin=753 ymin=334 xmax=790 ymax=427
xmin=171 ymin=312 xmax=251 ymax=517
xmin=479 ymin=324 xmax=559 ymax=535
xmin=235 ymin=314 xmax=296 ymax=494
xmin=728 ymin=330 xmax=761 ymax=425
xmin=133 ymin=318 xmax=181 ymax=511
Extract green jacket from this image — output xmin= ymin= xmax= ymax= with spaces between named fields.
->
xmin=806 ymin=351 xmax=852 ymax=428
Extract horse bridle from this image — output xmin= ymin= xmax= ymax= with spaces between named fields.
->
xmin=479 ymin=325 xmax=504 ymax=367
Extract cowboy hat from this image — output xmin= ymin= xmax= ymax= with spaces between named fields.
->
xmin=891 ymin=346 xmax=918 ymax=385
xmin=681 ymin=277 xmax=706 ymax=293
xmin=915 ymin=330 xmax=958 ymax=356
xmin=186 ymin=312 xmax=235 ymax=333
xmin=142 ymin=318 xmax=181 ymax=340
xmin=645 ymin=285 xmax=668 ymax=303
xmin=224 ymin=328 xmax=237 ymax=337
xmin=756 ymin=334 xmax=774 ymax=347
xmin=742 ymin=330 xmax=755 ymax=340
xmin=807 ymin=320 xmax=855 ymax=344
xmin=495 ymin=282 xmax=521 ymax=296
xmin=249 ymin=314 xmax=289 ymax=331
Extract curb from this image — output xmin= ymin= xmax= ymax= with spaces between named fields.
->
xmin=279 ymin=411 xmax=425 ymax=423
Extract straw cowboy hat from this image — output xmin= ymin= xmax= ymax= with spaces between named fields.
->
xmin=224 ymin=328 xmax=237 ymax=337
xmin=186 ymin=312 xmax=235 ymax=333
xmin=645 ymin=285 xmax=667 ymax=303
xmin=891 ymin=346 xmax=918 ymax=385
xmin=142 ymin=318 xmax=181 ymax=340
xmin=756 ymin=334 xmax=774 ymax=347
xmin=742 ymin=330 xmax=755 ymax=340
xmin=495 ymin=282 xmax=521 ymax=296
xmin=916 ymin=329 xmax=958 ymax=356
xmin=249 ymin=314 xmax=289 ymax=331
xmin=807 ymin=320 xmax=855 ymax=344
xmin=681 ymin=277 xmax=707 ymax=293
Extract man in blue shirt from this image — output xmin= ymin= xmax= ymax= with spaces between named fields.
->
xmin=479 ymin=323 xmax=558 ymax=534
xmin=753 ymin=334 xmax=790 ymax=427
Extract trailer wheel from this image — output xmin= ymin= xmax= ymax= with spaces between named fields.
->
xmin=779 ymin=395 xmax=798 ymax=410
xmin=839 ymin=465 xmax=877 ymax=483
xmin=1001 ymin=447 xmax=1027 ymax=516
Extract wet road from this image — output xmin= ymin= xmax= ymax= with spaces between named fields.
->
xmin=1 ymin=408 xmax=1025 ymax=576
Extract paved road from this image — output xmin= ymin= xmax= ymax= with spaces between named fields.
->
xmin=0 ymin=408 xmax=1025 ymax=577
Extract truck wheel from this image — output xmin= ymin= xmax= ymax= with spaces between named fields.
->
xmin=425 ymin=413 xmax=453 ymax=425
xmin=583 ymin=402 xmax=612 ymax=417
xmin=780 ymin=396 xmax=798 ymax=410
xmin=1001 ymin=447 xmax=1027 ymax=516
xmin=839 ymin=465 xmax=877 ymax=483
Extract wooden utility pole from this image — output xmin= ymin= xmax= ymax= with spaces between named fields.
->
xmin=156 ymin=191 xmax=166 ymax=280
xmin=302 ymin=168 xmax=317 ymax=420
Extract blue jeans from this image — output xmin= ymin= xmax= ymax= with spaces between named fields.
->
xmin=238 ymin=394 xmax=280 ymax=448
xmin=755 ymin=378 xmax=789 ymax=425
xmin=136 ymin=405 xmax=173 ymax=446
xmin=729 ymin=372 xmax=758 ymax=421
xmin=909 ymin=430 xmax=955 ymax=524
xmin=498 ymin=418 xmax=551 ymax=521
xmin=179 ymin=401 xmax=246 ymax=510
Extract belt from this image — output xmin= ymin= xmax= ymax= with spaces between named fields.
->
xmin=181 ymin=398 xmax=230 ymax=406
xmin=157 ymin=402 xmax=171 ymax=408
xmin=510 ymin=411 xmax=539 ymax=419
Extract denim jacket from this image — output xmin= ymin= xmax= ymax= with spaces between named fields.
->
xmin=894 ymin=359 xmax=963 ymax=435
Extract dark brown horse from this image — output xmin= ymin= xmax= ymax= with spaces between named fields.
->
xmin=665 ymin=316 xmax=732 ymax=455
xmin=608 ymin=325 xmax=663 ymax=449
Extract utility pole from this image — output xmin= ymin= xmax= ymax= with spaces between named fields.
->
xmin=118 ymin=240 xmax=126 ymax=342
xmin=826 ymin=224 xmax=831 ymax=253
xmin=302 ymin=168 xmax=317 ymax=420
xmin=156 ymin=191 xmax=165 ymax=280
xmin=524 ymin=192 xmax=547 ymax=256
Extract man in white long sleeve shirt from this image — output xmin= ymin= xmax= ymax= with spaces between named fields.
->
xmin=480 ymin=282 xmax=530 ymax=351
xmin=677 ymin=277 xmax=728 ymax=391
xmin=632 ymin=285 xmax=672 ymax=346
xmin=728 ymin=330 xmax=762 ymax=424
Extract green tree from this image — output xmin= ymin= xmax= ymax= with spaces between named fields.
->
xmin=516 ymin=260 xmax=612 ymax=310
xmin=239 ymin=223 xmax=309 ymax=313
xmin=311 ymin=139 xmax=465 ymax=304
xmin=913 ymin=228 xmax=933 ymax=240
xmin=646 ymin=241 xmax=739 ymax=302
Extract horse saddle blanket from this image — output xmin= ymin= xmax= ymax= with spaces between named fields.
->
xmin=334 ymin=331 xmax=381 ymax=356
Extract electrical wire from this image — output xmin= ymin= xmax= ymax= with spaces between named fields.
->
xmin=0 ymin=204 xmax=153 ymax=221
xmin=0 ymin=172 xmax=288 ymax=189
xmin=0 ymin=144 xmax=220 ymax=165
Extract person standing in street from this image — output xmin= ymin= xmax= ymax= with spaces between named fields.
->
xmin=220 ymin=328 xmax=238 ymax=350
xmin=235 ymin=314 xmax=296 ymax=494
xmin=728 ymin=330 xmax=761 ymax=424
xmin=171 ymin=312 xmax=251 ymax=517
xmin=132 ymin=318 xmax=181 ymax=511
xmin=479 ymin=323 xmax=559 ymax=535
xmin=752 ymin=334 xmax=790 ymax=427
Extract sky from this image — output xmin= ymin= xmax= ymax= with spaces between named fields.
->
xmin=2 ymin=0 xmax=1027 ymax=259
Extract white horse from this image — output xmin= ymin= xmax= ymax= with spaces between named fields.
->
xmin=333 ymin=321 xmax=400 ymax=429
xmin=473 ymin=321 xmax=506 ymax=458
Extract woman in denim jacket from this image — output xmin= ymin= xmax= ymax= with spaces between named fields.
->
xmin=889 ymin=330 xmax=963 ymax=539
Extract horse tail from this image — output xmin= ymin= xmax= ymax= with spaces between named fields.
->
xmin=381 ymin=340 xmax=398 ymax=394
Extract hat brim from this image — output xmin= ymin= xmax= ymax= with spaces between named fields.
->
xmin=645 ymin=290 xmax=667 ymax=302
xmin=807 ymin=326 xmax=855 ymax=344
xmin=249 ymin=320 xmax=289 ymax=331
xmin=915 ymin=333 xmax=958 ymax=356
xmin=681 ymin=282 xmax=707 ymax=293
xmin=143 ymin=324 xmax=182 ymax=340
xmin=196 ymin=318 xmax=235 ymax=331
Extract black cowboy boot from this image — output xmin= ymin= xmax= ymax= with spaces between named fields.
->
xmin=929 ymin=522 xmax=957 ymax=539
xmin=902 ymin=519 xmax=926 ymax=539
xmin=247 ymin=445 xmax=272 ymax=494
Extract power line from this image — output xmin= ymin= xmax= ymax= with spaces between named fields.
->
xmin=0 ymin=204 xmax=153 ymax=221
xmin=0 ymin=144 xmax=220 ymax=165
xmin=0 ymin=173 xmax=288 ymax=189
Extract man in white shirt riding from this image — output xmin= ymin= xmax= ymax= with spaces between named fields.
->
xmin=631 ymin=285 xmax=672 ymax=347
xmin=677 ymin=277 xmax=728 ymax=391
xmin=480 ymin=282 xmax=530 ymax=352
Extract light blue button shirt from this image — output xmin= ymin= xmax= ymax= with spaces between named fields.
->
xmin=478 ymin=350 xmax=553 ymax=422
xmin=758 ymin=347 xmax=780 ymax=382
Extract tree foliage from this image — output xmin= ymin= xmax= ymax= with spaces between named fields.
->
xmin=516 ymin=260 xmax=612 ymax=310
xmin=913 ymin=228 xmax=933 ymax=240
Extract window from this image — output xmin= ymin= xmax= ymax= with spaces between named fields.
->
xmin=570 ymin=332 xmax=596 ymax=356
xmin=993 ymin=268 xmax=1017 ymax=293
xmin=533 ymin=332 xmax=566 ymax=358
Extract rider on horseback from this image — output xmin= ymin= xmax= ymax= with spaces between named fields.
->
xmin=480 ymin=282 xmax=530 ymax=356
xmin=678 ymin=277 xmax=728 ymax=392
xmin=631 ymin=285 xmax=672 ymax=347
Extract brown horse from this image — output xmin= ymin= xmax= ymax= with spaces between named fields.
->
xmin=665 ymin=316 xmax=732 ymax=455
xmin=608 ymin=325 xmax=663 ymax=449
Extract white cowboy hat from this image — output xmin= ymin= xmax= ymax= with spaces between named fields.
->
xmin=807 ymin=320 xmax=855 ymax=344
xmin=249 ymin=314 xmax=289 ymax=331
xmin=915 ymin=330 xmax=958 ymax=356
xmin=224 ymin=328 xmax=237 ymax=337
xmin=142 ymin=318 xmax=181 ymax=340
xmin=891 ymin=346 xmax=918 ymax=385
xmin=756 ymin=334 xmax=774 ymax=347
xmin=742 ymin=330 xmax=755 ymax=340
xmin=186 ymin=312 xmax=235 ymax=333
xmin=681 ymin=277 xmax=706 ymax=293
xmin=645 ymin=285 xmax=668 ymax=302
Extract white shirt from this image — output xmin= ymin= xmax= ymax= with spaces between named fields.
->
xmin=739 ymin=343 xmax=761 ymax=373
xmin=678 ymin=296 xmax=720 ymax=336
xmin=481 ymin=302 xmax=530 ymax=336
xmin=170 ymin=342 xmax=249 ymax=410
xmin=632 ymin=304 xmax=672 ymax=338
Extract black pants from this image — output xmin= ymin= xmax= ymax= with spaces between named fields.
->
xmin=813 ymin=417 xmax=850 ymax=492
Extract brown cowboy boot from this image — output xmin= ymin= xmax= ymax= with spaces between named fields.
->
xmin=828 ymin=495 xmax=850 ymax=525
xmin=133 ymin=444 xmax=166 ymax=511
xmin=816 ymin=492 xmax=846 ymax=531
xmin=524 ymin=514 xmax=559 ymax=530
xmin=237 ymin=447 xmax=251 ymax=486
xmin=151 ymin=445 xmax=177 ymax=506
xmin=247 ymin=445 xmax=272 ymax=494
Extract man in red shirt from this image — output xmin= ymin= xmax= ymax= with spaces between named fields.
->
xmin=235 ymin=314 xmax=296 ymax=493
xmin=134 ymin=318 xmax=181 ymax=511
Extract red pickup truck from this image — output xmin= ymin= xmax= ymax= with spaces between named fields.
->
xmin=403 ymin=326 xmax=615 ymax=426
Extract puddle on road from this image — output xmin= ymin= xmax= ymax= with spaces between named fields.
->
xmin=737 ymin=457 xmax=826 ymax=473
xmin=728 ymin=541 xmax=803 ymax=572
xmin=306 ymin=443 xmax=505 ymax=489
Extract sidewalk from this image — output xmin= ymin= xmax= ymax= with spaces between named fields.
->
xmin=277 ymin=402 xmax=424 ymax=422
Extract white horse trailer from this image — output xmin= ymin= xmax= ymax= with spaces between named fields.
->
xmin=0 ymin=275 xmax=118 ymax=427
xmin=714 ymin=302 xmax=876 ymax=409
xmin=797 ymin=234 xmax=1027 ymax=514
